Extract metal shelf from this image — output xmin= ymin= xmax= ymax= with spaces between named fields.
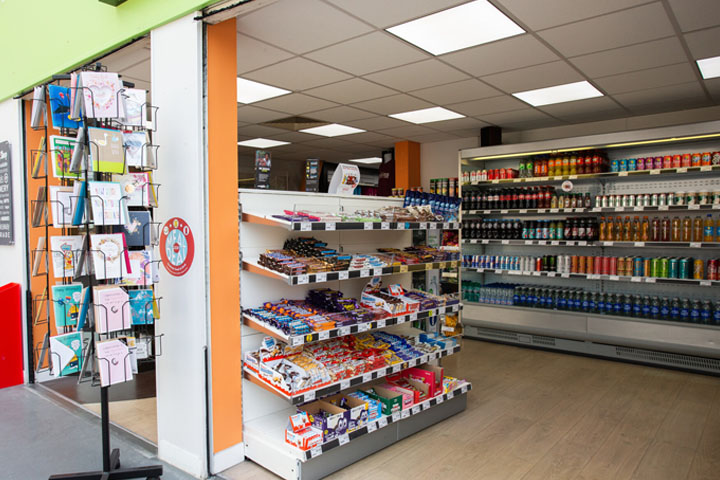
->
xmin=243 ymin=344 xmax=462 ymax=405
xmin=462 ymin=238 xmax=720 ymax=249
xmin=463 ymin=204 xmax=720 ymax=216
xmin=243 ymin=304 xmax=462 ymax=346
xmin=242 ymin=212 xmax=460 ymax=231
xmin=243 ymin=259 xmax=460 ymax=285
xmin=462 ymin=267 xmax=718 ymax=287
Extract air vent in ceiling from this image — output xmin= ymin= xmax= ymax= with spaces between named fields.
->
xmin=261 ymin=116 xmax=328 ymax=132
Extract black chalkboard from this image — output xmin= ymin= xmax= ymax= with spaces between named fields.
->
xmin=0 ymin=141 xmax=14 ymax=245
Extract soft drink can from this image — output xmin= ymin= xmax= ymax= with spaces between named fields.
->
xmin=708 ymin=259 xmax=717 ymax=280
xmin=586 ymin=255 xmax=594 ymax=273
xmin=536 ymin=257 xmax=543 ymax=272
xmin=669 ymin=258 xmax=678 ymax=278
xmin=694 ymin=259 xmax=705 ymax=279
xmin=595 ymin=256 xmax=603 ymax=274
xmin=617 ymin=256 xmax=626 ymax=275
xmin=628 ymin=158 xmax=637 ymax=171
xmin=644 ymin=258 xmax=651 ymax=276
xmin=659 ymin=258 xmax=669 ymax=278
xmin=672 ymin=155 xmax=682 ymax=168
xmin=602 ymin=256 xmax=610 ymax=275
xmin=609 ymin=256 xmax=618 ymax=275
xmin=611 ymin=159 xmax=619 ymax=172
xmin=679 ymin=257 xmax=690 ymax=279
xmin=651 ymin=258 xmax=660 ymax=277
xmin=578 ymin=255 xmax=587 ymax=274
xmin=634 ymin=257 xmax=644 ymax=276
xmin=654 ymin=157 xmax=663 ymax=169
xmin=570 ymin=255 xmax=578 ymax=273
xmin=663 ymin=155 xmax=673 ymax=169
xmin=702 ymin=152 xmax=712 ymax=166
xmin=658 ymin=193 xmax=667 ymax=206
xmin=682 ymin=154 xmax=692 ymax=167
xmin=625 ymin=194 xmax=635 ymax=207
xmin=619 ymin=159 xmax=628 ymax=172
xmin=692 ymin=153 xmax=701 ymax=167
xmin=651 ymin=193 xmax=658 ymax=206
xmin=637 ymin=157 xmax=646 ymax=170
xmin=667 ymin=192 xmax=674 ymax=206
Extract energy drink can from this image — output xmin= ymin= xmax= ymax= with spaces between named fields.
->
xmin=617 ymin=256 xmax=626 ymax=276
xmin=633 ymin=257 xmax=644 ymax=277
xmin=659 ymin=257 xmax=669 ymax=278
xmin=651 ymin=258 xmax=660 ymax=277
xmin=679 ymin=257 xmax=690 ymax=279
xmin=694 ymin=259 xmax=705 ymax=279
xmin=708 ymin=259 xmax=717 ymax=280
xmin=668 ymin=257 xmax=678 ymax=279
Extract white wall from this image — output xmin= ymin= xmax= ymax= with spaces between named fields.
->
xmin=152 ymin=13 xmax=209 ymax=479
xmin=0 ymin=98 xmax=28 ymax=382
xmin=420 ymin=136 xmax=478 ymax=191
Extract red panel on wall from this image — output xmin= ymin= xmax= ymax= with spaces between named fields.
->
xmin=0 ymin=283 xmax=23 ymax=388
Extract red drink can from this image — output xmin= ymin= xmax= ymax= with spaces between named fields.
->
xmin=702 ymin=152 xmax=712 ymax=166
xmin=601 ymin=256 xmax=610 ymax=275
xmin=578 ymin=255 xmax=586 ymax=274
xmin=609 ymin=256 xmax=618 ymax=275
xmin=594 ymin=256 xmax=603 ymax=274
xmin=654 ymin=157 xmax=663 ymax=169
xmin=708 ymin=259 xmax=717 ymax=280
xmin=663 ymin=156 xmax=673 ymax=169
xmin=682 ymin=153 xmax=692 ymax=167
xmin=488 ymin=169 xmax=496 ymax=180
xmin=586 ymin=255 xmax=594 ymax=274
xmin=571 ymin=255 xmax=578 ymax=273
xmin=499 ymin=168 xmax=507 ymax=179
xmin=691 ymin=153 xmax=701 ymax=166
xmin=672 ymin=155 xmax=682 ymax=168
xmin=536 ymin=257 xmax=543 ymax=272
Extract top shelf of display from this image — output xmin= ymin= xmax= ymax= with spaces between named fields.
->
xmin=460 ymin=120 xmax=720 ymax=163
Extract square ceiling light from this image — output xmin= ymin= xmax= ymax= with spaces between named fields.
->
xmin=389 ymin=106 xmax=465 ymax=124
xmin=237 ymin=78 xmax=291 ymax=104
xmin=386 ymin=0 xmax=525 ymax=56
xmin=513 ymin=81 xmax=603 ymax=107
xmin=299 ymin=123 xmax=365 ymax=137
xmin=697 ymin=55 xmax=720 ymax=79
xmin=349 ymin=157 xmax=382 ymax=165
xmin=237 ymin=138 xmax=290 ymax=148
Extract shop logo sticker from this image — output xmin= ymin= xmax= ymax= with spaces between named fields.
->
xmin=160 ymin=217 xmax=195 ymax=277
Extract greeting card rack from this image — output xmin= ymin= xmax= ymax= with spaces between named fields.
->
xmin=25 ymin=66 xmax=163 ymax=480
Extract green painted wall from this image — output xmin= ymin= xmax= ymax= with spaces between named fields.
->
xmin=0 ymin=0 xmax=218 ymax=101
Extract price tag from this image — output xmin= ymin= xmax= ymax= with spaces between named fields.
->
xmin=538 ymin=209 xmax=547 ymax=213
xmin=301 ymin=222 xmax=312 ymax=231
xmin=650 ymin=169 xmax=661 ymax=175
xmin=645 ymin=277 xmax=656 ymax=283
xmin=397 ymin=223 xmax=405 ymax=230
xmin=377 ymin=319 xmax=386 ymax=329
xmin=633 ymin=206 xmax=644 ymax=211
xmin=501 ymin=240 xmax=509 ymax=245
xmin=378 ymin=417 xmax=388 ymax=428
xmin=578 ymin=241 xmax=588 ymax=246
xmin=410 ymin=313 xmax=418 ymax=321
xmin=609 ymin=275 xmax=620 ymax=281
xmin=443 ymin=222 xmax=450 ymax=229
xmin=634 ymin=242 xmax=645 ymax=247
xmin=310 ymin=446 xmax=322 ymax=458
xmin=547 ymin=272 xmax=557 ymax=277
xmin=461 ymin=385 xmax=468 ymax=394
xmin=412 ymin=406 xmax=420 ymax=415
xmin=392 ymin=411 xmax=401 ymax=422
xmin=298 ymin=275 xmax=309 ymax=285
xmin=400 ymin=265 xmax=408 ymax=273
xmin=592 ymin=207 xmax=602 ymax=212
xmin=419 ymin=222 xmax=427 ymax=230
xmin=319 ymin=330 xmax=330 ymax=341
xmin=339 ymin=271 xmax=349 ymax=280
xmin=290 ymin=336 xmax=303 ymax=346
xmin=631 ymin=276 xmax=642 ymax=282
xmin=690 ymin=204 xmax=700 ymax=210
xmin=519 ymin=209 xmax=527 ymax=213
xmin=492 ymin=179 xmax=499 ymax=184
xmin=678 ymin=167 xmax=688 ymax=173
xmin=304 ymin=391 xmax=316 ymax=402
xmin=364 ymin=222 xmax=373 ymax=230
xmin=316 ymin=272 xmax=327 ymax=283
xmin=426 ymin=263 xmax=433 ymax=270
xmin=361 ymin=269 xmax=370 ymax=277
xmin=436 ymin=396 xmax=444 ymax=405
xmin=363 ymin=373 xmax=372 ymax=383
xmin=690 ymin=242 xmax=702 ymax=248
xmin=531 ymin=271 xmax=541 ymax=276
xmin=538 ymin=240 xmax=547 ymax=245
xmin=588 ymin=274 xmax=600 ymax=280
xmin=338 ymin=326 xmax=351 ymax=337
xmin=569 ymin=175 xmax=578 ymax=179
xmin=618 ymin=171 xmax=629 ymax=177
xmin=396 ymin=315 xmax=406 ymax=325
xmin=372 ymin=268 xmax=382 ymax=277
xmin=326 ymin=222 xmax=336 ymax=231
xmin=659 ymin=205 xmax=669 ymax=211
xmin=381 ymin=222 xmax=390 ymax=230
xmin=604 ymin=241 xmax=613 ymax=246
xmin=701 ymin=165 xmax=712 ymax=172
xmin=494 ymin=269 xmax=502 ymax=274
xmin=358 ymin=323 xmax=370 ymax=332
xmin=525 ymin=240 xmax=533 ymax=245
xmin=422 ymin=401 xmax=431 ymax=410
xmin=700 ymin=280 xmax=711 ymax=286
xmin=367 ymin=422 xmax=378 ymax=433
xmin=617 ymin=207 xmax=625 ymax=212
xmin=482 ymin=239 xmax=489 ymax=244
xmin=500 ymin=210 xmax=508 ymax=214
xmin=401 ymin=410 xmax=410 ymax=419
xmin=561 ymin=273 xmax=570 ymax=278
xmin=447 ymin=391 xmax=454 ymax=400
xmin=392 ymin=365 xmax=402 ymax=373
xmin=338 ymin=433 xmax=350 ymax=446
xmin=551 ymin=241 xmax=559 ymax=246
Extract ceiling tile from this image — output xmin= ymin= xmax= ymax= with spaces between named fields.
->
xmin=498 ymin=0 xmax=653 ymax=30
xmin=305 ymin=106 xmax=376 ymax=122
xmin=537 ymin=97 xmax=625 ymax=121
xmin=334 ymin=143 xmax=384 ymax=154
xmin=253 ymin=93 xmax=339 ymax=115
xmin=299 ymin=138 xmax=357 ymax=149
xmin=244 ymin=57 xmax=352 ymax=91
xmin=409 ymin=79 xmax=501 ymax=105
xmin=594 ymin=63 xmax=698 ymax=95
xmin=613 ymin=81 xmax=710 ymax=114
xmin=345 ymin=116 xmax=409 ymax=131
xmin=378 ymin=125 xmax=439 ymax=139
xmin=237 ymin=33 xmax=294 ymax=74
xmin=684 ymin=26 xmax=720 ymax=60
xmin=364 ymin=59 xmax=470 ymax=92
xmin=351 ymin=94 xmax=433 ymax=115
xmin=406 ymin=132 xmax=462 ymax=143
xmin=304 ymin=78 xmax=396 ymax=104
xmin=341 ymin=131 xmax=396 ymax=144
xmin=447 ymin=95 xmax=527 ymax=116
xmin=266 ymin=131 xmax=318 ymax=143
xmin=703 ymin=78 xmax=720 ymax=102
xmin=305 ymin=31 xmax=429 ymax=76
xmin=426 ymin=117 xmax=489 ymax=132
xmin=237 ymin=105 xmax=288 ymax=123
xmin=326 ymin=0 xmax=468 ymax=28
xmin=452 ymin=129 xmax=482 ymax=138
xmin=537 ymin=3 xmax=674 ymax=58
xmin=481 ymin=61 xmax=585 ymax=94
xmin=667 ymin=0 xmax=720 ymax=32
xmin=442 ymin=35 xmax=559 ymax=77
xmin=570 ymin=37 xmax=687 ymax=78
xmin=237 ymin=124 xmax=288 ymax=137
xmin=236 ymin=0 xmax=372 ymax=54
xmin=478 ymin=108 xmax=557 ymax=127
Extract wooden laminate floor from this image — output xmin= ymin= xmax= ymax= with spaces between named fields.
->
xmin=222 ymin=339 xmax=720 ymax=480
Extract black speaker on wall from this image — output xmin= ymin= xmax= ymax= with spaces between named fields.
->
xmin=480 ymin=126 xmax=502 ymax=146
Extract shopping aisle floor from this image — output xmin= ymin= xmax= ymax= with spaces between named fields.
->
xmin=222 ymin=339 xmax=720 ymax=480
xmin=0 ymin=385 xmax=193 ymax=480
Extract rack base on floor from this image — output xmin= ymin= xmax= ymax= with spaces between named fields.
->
xmin=48 ymin=448 xmax=163 ymax=480
xmin=244 ymin=392 xmax=468 ymax=480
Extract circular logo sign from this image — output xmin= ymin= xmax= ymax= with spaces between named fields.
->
xmin=160 ymin=217 xmax=195 ymax=277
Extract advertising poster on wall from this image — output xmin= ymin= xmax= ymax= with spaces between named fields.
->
xmin=305 ymin=158 xmax=319 ymax=192
xmin=255 ymin=150 xmax=271 ymax=189
xmin=0 ymin=141 xmax=14 ymax=245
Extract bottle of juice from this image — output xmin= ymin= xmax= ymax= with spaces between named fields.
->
xmin=682 ymin=216 xmax=692 ymax=242
xmin=632 ymin=216 xmax=641 ymax=241
xmin=562 ymin=155 xmax=570 ymax=176
xmin=716 ymin=216 xmax=720 ymax=242
xmin=693 ymin=215 xmax=703 ymax=242
xmin=615 ymin=216 xmax=624 ymax=240
xmin=651 ymin=217 xmax=661 ymax=241
xmin=569 ymin=154 xmax=577 ymax=175
xmin=547 ymin=157 xmax=556 ymax=176
xmin=606 ymin=216 xmax=614 ymax=240
xmin=671 ymin=217 xmax=681 ymax=241
xmin=641 ymin=216 xmax=650 ymax=241
xmin=703 ymin=214 xmax=714 ymax=242
xmin=623 ymin=216 xmax=632 ymax=240
xmin=661 ymin=216 xmax=671 ymax=241
xmin=599 ymin=217 xmax=606 ymax=240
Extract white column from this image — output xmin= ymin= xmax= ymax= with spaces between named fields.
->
xmin=151 ymin=13 xmax=209 ymax=479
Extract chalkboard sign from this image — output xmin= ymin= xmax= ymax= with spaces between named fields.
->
xmin=0 ymin=141 xmax=13 ymax=245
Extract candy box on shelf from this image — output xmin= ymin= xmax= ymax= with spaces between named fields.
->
xmin=407 ymin=364 xmax=444 ymax=397
xmin=285 ymin=427 xmax=323 ymax=451
xmin=348 ymin=391 xmax=383 ymax=421
xmin=379 ymin=381 xmax=419 ymax=407
xmin=361 ymin=385 xmax=403 ymax=415
xmin=326 ymin=393 xmax=369 ymax=433
xmin=288 ymin=412 xmax=311 ymax=433
xmin=298 ymin=400 xmax=349 ymax=442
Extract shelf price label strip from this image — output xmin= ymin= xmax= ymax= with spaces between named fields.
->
xmin=287 ymin=261 xmax=458 ymax=285
xmin=301 ymin=383 xmax=473 ymax=461
xmin=288 ymin=221 xmax=461 ymax=231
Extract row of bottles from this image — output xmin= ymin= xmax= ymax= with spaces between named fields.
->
xmin=463 ymin=218 xmax=598 ymax=241
xmin=598 ymin=215 xmax=720 ymax=243
xmin=462 ymin=187 xmax=592 ymax=210
xmin=518 ymin=151 xmax=608 ymax=177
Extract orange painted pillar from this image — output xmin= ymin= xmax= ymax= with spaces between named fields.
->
xmin=394 ymin=140 xmax=421 ymax=190
xmin=207 ymin=18 xmax=242 ymax=453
